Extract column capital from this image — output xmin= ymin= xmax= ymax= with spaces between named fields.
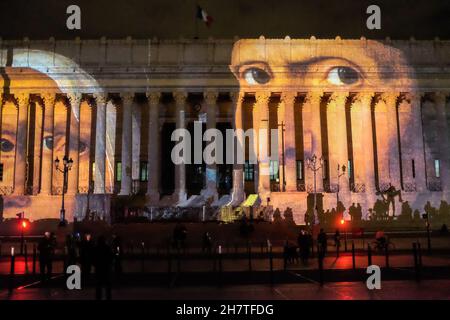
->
xmin=13 ymin=92 xmax=30 ymax=108
xmin=280 ymin=91 xmax=297 ymax=104
xmin=41 ymin=93 xmax=56 ymax=110
xmin=93 ymin=92 xmax=108 ymax=105
xmin=120 ymin=92 xmax=135 ymax=105
xmin=304 ymin=91 xmax=323 ymax=105
xmin=173 ymin=91 xmax=188 ymax=104
xmin=146 ymin=91 xmax=161 ymax=106
xmin=326 ymin=91 xmax=348 ymax=110
xmin=66 ymin=92 xmax=82 ymax=106
xmin=379 ymin=92 xmax=399 ymax=106
xmin=254 ymin=91 xmax=271 ymax=105
xmin=204 ymin=90 xmax=218 ymax=105
xmin=350 ymin=92 xmax=374 ymax=110
xmin=230 ymin=91 xmax=245 ymax=104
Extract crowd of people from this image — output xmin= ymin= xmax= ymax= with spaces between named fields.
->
xmin=37 ymin=231 xmax=123 ymax=300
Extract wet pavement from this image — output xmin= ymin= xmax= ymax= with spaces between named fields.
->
xmin=2 ymin=280 xmax=450 ymax=300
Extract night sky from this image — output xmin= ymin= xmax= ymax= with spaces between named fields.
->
xmin=0 ymin=0 xmax=449 ymax=40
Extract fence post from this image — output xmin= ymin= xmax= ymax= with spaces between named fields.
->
xmin=413 ymin=242 xmax=420 ymax=282
xmin=32 ymin=244 xmax=37 ymax=275
xmin=141 ymin=242 xmax=145 ymax=273
xmin=351 ymin=241 xmax=356 ymax=270
xmin=268 ymin=240 xmax=273 ymax=286
xmin=248 ymin=241 xmax=252 ymax=272
xmin=218 ymin=245 xmax=223 ymax=287
xmin=367 ymin=244 xmax=372 ymax=266
xmin=318 ymin=253 xmax=324 ymax=286
xmin=9 ymin=247 xmax=15 ymax=294
xmin=417 ymin=242 xmax=423 ymax=267
xmin=385 ymin=242 xmax=390 ymax=268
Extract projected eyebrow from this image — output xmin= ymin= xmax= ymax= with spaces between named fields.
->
xmin=287 ymin=56 xmax=368 ymax=78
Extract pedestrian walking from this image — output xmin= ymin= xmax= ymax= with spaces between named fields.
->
xmin=94 ymin=236 xmax=114 ymax=300
xmin=37 ymin=232 xmax=54 ymax=282
xmin=317 ymin=228 xmax=327 ymax=258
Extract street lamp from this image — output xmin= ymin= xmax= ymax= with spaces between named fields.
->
xmin=54 ymin=155 xmax=73 ymax=226
xmin=306 ymin=154 xmax=324 ymax=229
xmin=336 ymin=164 xmax=346 ymax=204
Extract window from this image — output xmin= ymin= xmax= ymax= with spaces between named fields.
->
xmin=116 ymin=162 xmax=122 ymax=182
xmin=412 ymin=159 xmax=416 ymax=179
xmin=244 ymin=161 xmax=254 ymax=181
xmin=269 ymin=160 xmax=279 ymax=181
xmin=434 ymin=159 xmax=440 ymax=178
xmin=347 ymin=159 xmax=353 ymax=179
xmin=0 ymin=163 xmax=3 ymax=182
xmin=296 ymin=160 xmax=303 ymax=180
xmin=140 ymin=161 xmax=149 ymax=182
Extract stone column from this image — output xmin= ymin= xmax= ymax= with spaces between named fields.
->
xmin=255 ymin=92 xmax=271 ymax=196
xmin=203 ymin=90 xmax=219 ymax=200
xmin=67 ymin=93 xmax=82 ymax=195
xmin=434 ymin=92 xmax=449 ymax=192
xmin=94 ymin=93 xmax=107 ymax=194
xmin=398 ymin=93 xmax=426 ymax=192
xmin=13 ymin=93 xmax=29 ymax=195
xmin=40 ymin=93 xmax=56 ymax=195
xmin=303 ymin=92 xmax=323 ymax=192
xmin=231 ymin=92 xmax=245 ymax=203
xmin=119 ymin=93 xmax=134 ymax=195
xmin=326 ymin=92 xmax=349 ymax=194
xmin=350 ymin=93 xmax=376 ymax=194
xmin=281 ymin=92 xmax=297 ymax=192
xmin=383 ymin=92 xmax=402 ymax=190
xmin=173 ymin=91 xmax=188 ymax=202
xmin=146 ymin=91 xmax=161 ymax=203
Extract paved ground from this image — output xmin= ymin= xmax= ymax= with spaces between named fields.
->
xmin=1 ymin=252 xmax=449 ymax=274
xmin=2 ymin=280 xmax=450 ymax=300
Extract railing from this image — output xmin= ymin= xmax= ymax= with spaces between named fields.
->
xmin=0 ymin=186 xmax=14 ymax=195
xmin=403 ymin=182 xmax=417 ymax=192
xmin=296 ymin=181 xmax=306 ymax=192
xmin=270 ymin=181 xmax=280 ymax=192
xmin=25 ymin=185 xmax=39 ymax=195
xmin=350 ymin=183 xmax=366 ymax=193
xmin=323 ymin=182 xmax=338 ymax=193
xmin=428 ymin=181 xmax=442 ymax=192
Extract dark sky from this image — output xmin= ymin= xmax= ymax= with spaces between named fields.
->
xmin=0 ymin=0 xmax=449 ymax=40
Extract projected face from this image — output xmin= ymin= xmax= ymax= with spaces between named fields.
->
xmin=230 ymin=39 xmax=415 ymax=91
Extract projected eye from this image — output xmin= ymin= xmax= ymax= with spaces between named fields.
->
xmin=327 ymin=66 xmax=359 ymax=85
xmin=243 ymin=68 xmax=271 ymax=85
xmin=79 ymin=142 xmax=87 ymax=154
xmin=43 ymin=136 xmax=53 ymax=149
xmin=0 ymin=138 xmax=14 ymax=152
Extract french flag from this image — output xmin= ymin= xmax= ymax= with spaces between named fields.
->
xmin=196 ymin=5 xmax=213 ymax=27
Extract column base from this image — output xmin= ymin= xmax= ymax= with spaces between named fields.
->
xmin=200 ymin=187 xmax=218 ymax=202
xmin=146 ymin=190 xmax=160 ymax=204
xmin=174 ymin=189 xmax=187 ymax=203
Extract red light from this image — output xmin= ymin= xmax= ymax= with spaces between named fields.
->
xmin=340 ymin=219 xmax=345 ymax=225
xmin=21 ymin=221 xmax=27 ymax=229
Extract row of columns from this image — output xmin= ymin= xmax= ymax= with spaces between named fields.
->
xmin=0 ymin=90 xmax=448 ymax=200
xmin=232 ymin=91 xmax=449 ymax=199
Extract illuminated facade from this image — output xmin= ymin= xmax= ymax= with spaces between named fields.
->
xmin=0 ymin=37 xmax=449 ymax=224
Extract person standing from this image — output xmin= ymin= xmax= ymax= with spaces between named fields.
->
xmin=334 ymin=229 xmax=341 ymax=257
xmin=79 ymin=234 xmax=95 ymax=283
xmin=111 ymin=234 xmax=123 ymax=279
xmin=94 ymin=236 xmax=114 ymax=300
xmin=37 ymin=232 xmax=54 ymax=282
xmin=317 ymin=228 xmax=328 ymax=258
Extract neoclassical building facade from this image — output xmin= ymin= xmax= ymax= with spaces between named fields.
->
xmin=0 ymin=37 xmax=449 ymax=224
